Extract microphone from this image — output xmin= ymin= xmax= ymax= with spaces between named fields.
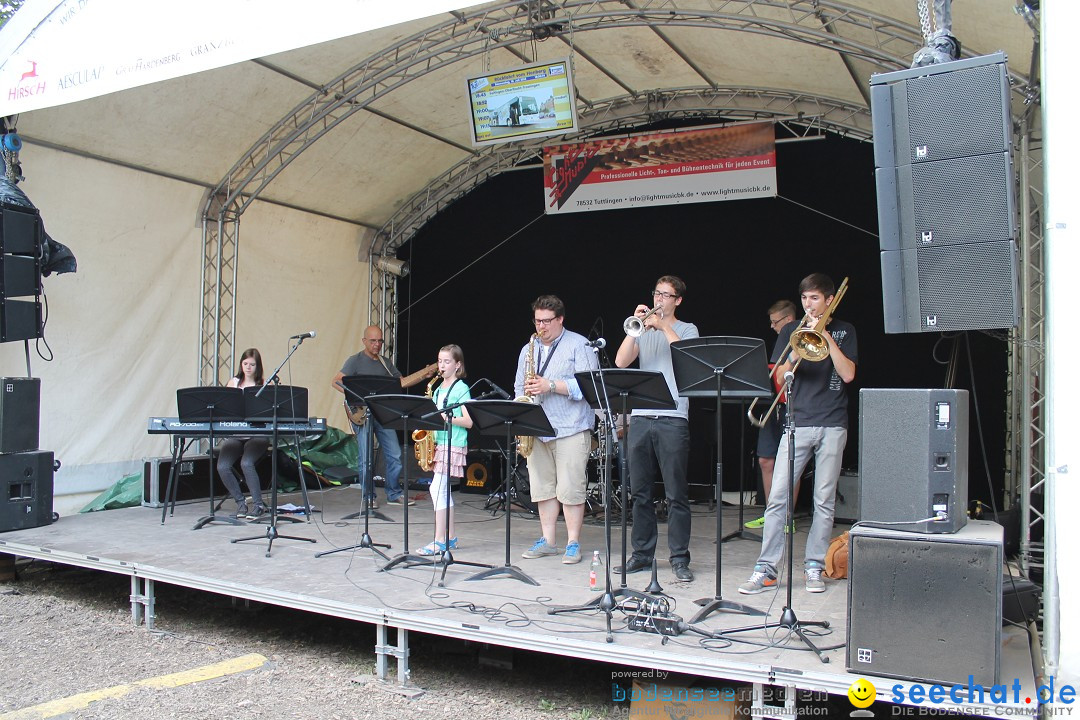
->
xmin=784 ymin=371 xmax=795 ymax=382
xmin=290 ymin=330 xmax=316 ymax=340
xmin=484 ymin=379 xmax=512 ymax=400
xmin=585 ymin=337 xmax=606 ymax=349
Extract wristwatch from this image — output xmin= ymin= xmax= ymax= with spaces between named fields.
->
xmin=549 ymin=379 xmax=556 ymax=393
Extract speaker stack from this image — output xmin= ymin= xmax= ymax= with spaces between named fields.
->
xmin=1 ymin=203 xmax=43 ymax=342
xmin=850 ymin=389 xmax=1004 ymax=685
xmin=0 ymin=377 xmax=54 ymax=532
xmin=871 ymin=52 xmax=1019 ymax=333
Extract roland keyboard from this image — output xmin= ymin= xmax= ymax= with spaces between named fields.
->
xmin=147 ymin=417 xmax=327 ymax=436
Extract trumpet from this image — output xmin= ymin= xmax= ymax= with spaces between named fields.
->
xmin=747 ymin=277 xmax=849 ymax=428
xmin=623 ymin=306 xmax=663 ymax=337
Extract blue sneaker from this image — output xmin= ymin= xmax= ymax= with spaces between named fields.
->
xmin=522 ymin=537 xmax=559 ymax=559
xmin=563 ymin=541 xmax=582 ymax=564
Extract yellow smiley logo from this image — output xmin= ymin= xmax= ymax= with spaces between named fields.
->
xmin=847 ymin=678 xmax=876 ymax=708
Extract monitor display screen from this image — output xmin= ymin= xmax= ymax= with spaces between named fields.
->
xmin=465 ymin=58 xmax=578 ymax=147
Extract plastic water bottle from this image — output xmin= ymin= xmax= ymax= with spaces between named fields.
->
xmin=589 ymin=550 xmax=602 ymax=591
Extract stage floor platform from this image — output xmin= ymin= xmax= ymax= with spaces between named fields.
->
xmin=0 ymin=485 xmax=1036 ymax=715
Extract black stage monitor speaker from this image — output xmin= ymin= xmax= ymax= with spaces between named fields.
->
xmin=859 ymin=388 xmax=968 ymax=533
xmin=847 ymin=520 xmax=1003 ymax=686
xmin=871 ymin=52 xmax=1018 ymax=333
xmin=0 ymin=450 xmax=54 ymax=532
xmin=0 ymin=376 xmax=40 ymax=453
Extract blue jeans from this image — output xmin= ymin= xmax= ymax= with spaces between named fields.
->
xmin=355 ymin=418 xmax=404 ymax=502
xmin=756 ymin=425 xmax=847 ymax=575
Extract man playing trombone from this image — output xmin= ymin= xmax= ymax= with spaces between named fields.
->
xmin=739 ymin=273 xmax=857 ymax=595
xmin=615 ymin=275 xmax=698 ymax=582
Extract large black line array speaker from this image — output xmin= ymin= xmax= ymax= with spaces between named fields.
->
xmin=871 ymin=52 xmax=1019 ymax=333
xmin=859 ymin=388 xmax=968 ymax=533
xmin=0 ymin=203 xmax=43 ymax=343
xmin=0 ymin=450 xmax=54 ymax=532
xmin=847 ymin=520 xmax=1003 ymax=686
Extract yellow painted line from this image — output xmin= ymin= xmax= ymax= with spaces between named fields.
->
xmin=1 ymin=653 xmax=268 ymax=720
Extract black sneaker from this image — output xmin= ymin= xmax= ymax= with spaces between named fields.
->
xmin=230 ymin=501 xmax=249 ymax=519
xmin=244 ymin=505 xmax=267 ymax=520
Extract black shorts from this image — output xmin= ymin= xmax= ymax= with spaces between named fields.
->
xmin=755 ymin=404 xmax=787 ymax=459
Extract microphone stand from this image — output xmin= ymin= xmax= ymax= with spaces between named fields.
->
xmin=715 ymin=372 xmax=831 ymax=661
xmin=233 ymin=336 xmax=316 ymax=556
xmin=426 ymin=385 xmax=495 ymax=586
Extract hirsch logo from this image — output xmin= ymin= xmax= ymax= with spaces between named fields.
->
xmin=8 ymin=60 xmax=47 ymax=102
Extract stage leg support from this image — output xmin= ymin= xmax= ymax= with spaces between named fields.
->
xmin=129 ymin=576 xmax=156 ymax=630
xmin=751 ymin=683 xmax=798 ymax=720
xmin=376 ymin=624 xmax=413 ymax=689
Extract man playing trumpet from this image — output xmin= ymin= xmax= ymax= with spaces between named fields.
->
xmin=615 ymin=275 xmax=698 ymax=582
xmin=739 ymin=272 xmax=857 ymax=595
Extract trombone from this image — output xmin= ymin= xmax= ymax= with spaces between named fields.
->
xmin=747 ymin=277 xmax=849 ymax=428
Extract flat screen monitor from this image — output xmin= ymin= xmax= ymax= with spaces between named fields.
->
xmin=244 ymin=385 xmax=308 ymax=423
xmin=465 ymin=57 xmax=578 ymax=148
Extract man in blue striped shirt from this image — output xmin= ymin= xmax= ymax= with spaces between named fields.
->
xmin=514 ymin=295 xmax=600 ymax=565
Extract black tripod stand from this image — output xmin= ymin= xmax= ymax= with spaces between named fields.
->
xmin=315 ymin=375 xmax=399 ymax=560
xmin=715 ymin=372 xmax=831 ymax=662
xmin=463 ymin=399 xmax=553 ymax=586
xmin=173 ymin=387 xmax=247 ymax=530
xmin=548 ymin=368 xmax=674 ymax=642
xmin=232 ymin=377 xmax=318 ymax=556
xmin=370 ymin=393 xmax=443 ymax=572
xmin=670 ymin=336 xmax=771 ymax=621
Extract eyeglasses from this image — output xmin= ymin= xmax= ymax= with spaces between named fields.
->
xmin=769 ymin=317 xmax=793 ymax=328
xmin=365 ymin=338 xmax=385 ymax=344
xmin=533 ymin=317 xmax=559 ymax=326
xmin=651 ymin=290 xmax=679 ymax=300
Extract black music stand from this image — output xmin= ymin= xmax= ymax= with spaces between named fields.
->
xmin=315 ymin=375 xmax=400 ymax=560
xmin=175 ymin=387 xmax=247 ymax=530
xmin=548 ymin=369 xmax=674 ymax=642
xmin=232 ymin=384 xmax=317 ymax=556
xmin=670 ymin=336 xmax=771 ymax=622
xmin=461 ymin=399 xmax=554 ymax=587
xmin=365 ymin=393 xmax=443 ymax=572
xmin=338 ymin=374 xmax=400 ymax=522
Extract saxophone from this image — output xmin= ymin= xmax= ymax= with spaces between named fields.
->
xmin=515 ymin=333 xmax=539 ymax=457
xmin=412 ymin=375 xmax=441 ymax=472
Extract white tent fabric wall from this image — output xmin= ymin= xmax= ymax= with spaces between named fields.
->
xmin=0 ymin=145 xmax=370 ymax=500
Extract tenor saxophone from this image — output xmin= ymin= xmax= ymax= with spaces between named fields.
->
xmin=412 ymin=375 xmax=441 ymax=472
xmin=515 ymin=333 xmax=539 ymax=457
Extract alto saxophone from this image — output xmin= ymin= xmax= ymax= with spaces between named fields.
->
xmin=515 ymin=333 xmax=539 ymax=457
xmin=412 ymin=375 xmax=441 ymax=472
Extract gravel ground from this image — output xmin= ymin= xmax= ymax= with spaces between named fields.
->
xmin=0 ymin=558 xmax=627 ymax=720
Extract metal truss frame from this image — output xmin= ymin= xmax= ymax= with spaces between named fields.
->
xmin=195 ymin=3 xmax=1044 ymax=540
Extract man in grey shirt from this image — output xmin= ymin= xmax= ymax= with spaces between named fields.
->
xmin=615 ymin=275 xmax=699 ymax=582
xmin=331 ymin=325 xmax=435 ymax=507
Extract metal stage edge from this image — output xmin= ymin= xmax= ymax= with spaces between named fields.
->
xmin=0 ymin=493 xmax=1037 ymax=715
